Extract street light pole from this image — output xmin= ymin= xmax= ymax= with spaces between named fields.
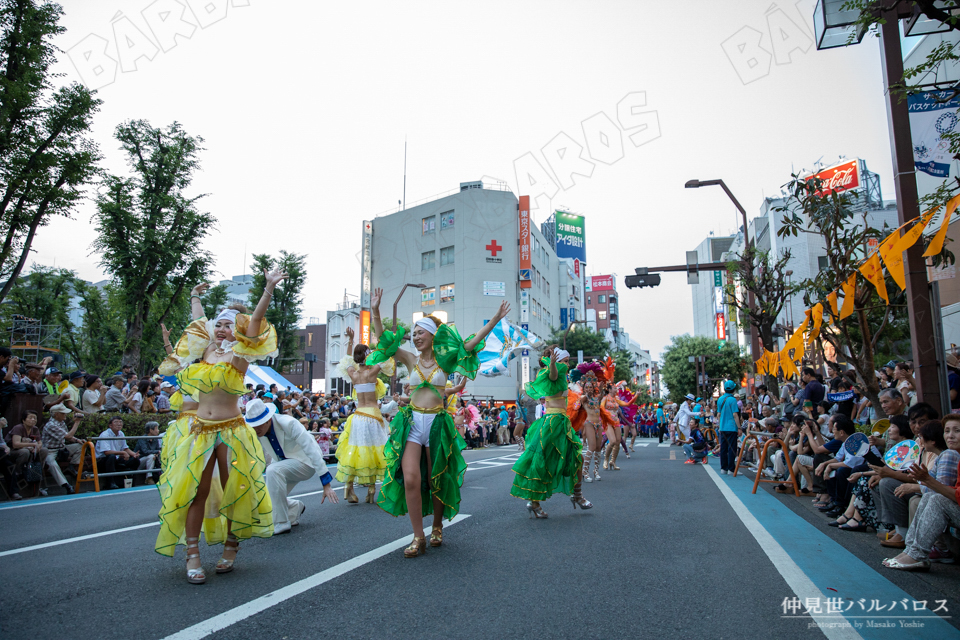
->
xmin=686 ymin=179 xmax=762 ymax=377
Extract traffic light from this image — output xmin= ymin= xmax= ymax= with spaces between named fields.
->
xmin=625 ymin=268 xmax=661 ymax=289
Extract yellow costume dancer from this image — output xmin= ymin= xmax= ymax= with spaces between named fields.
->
xmin=335 ymin=356 xmax=394 ymax=501
xmin=155 ymin=313 xmax=276 ymax=558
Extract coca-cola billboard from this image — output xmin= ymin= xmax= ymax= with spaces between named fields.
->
xmin=805 ymin=159 xmax=860 ymax=195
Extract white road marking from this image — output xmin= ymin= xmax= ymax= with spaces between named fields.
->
xmin=657 ymin=443 xmax=671 ymax=448
xmin=0 ymin=522 xmax=160 ymax=558
xmin=634 ymin=443 xmax=651 ymax=447
xmin=162 ymin=514 xmax=472 ymax=640
xmin=703 ymin=465 xmax=861 ymax=640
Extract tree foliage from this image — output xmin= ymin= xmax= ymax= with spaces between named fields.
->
xmin=248 ymin=251 xmax=307 ymax=370
xmin=92 ymin=120 xmax=215 ymax=372
xmin=200 ymin=283 xmax=228 ymax=319
xmin=660 ymin=334 xmax=747 ymax=402
xmin=0 ymin=0 xmax=102 ymax=303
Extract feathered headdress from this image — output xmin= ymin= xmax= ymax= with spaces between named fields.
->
xmin=576 ymin=361 xmax=604 ymax=376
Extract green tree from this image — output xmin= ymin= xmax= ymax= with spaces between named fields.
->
xmin=660 ymin=334 xmax=747 ymax=401
xmin=0 ymin=0 xmax=102 ymax=303
xmin=248 ymin=251 xmax=307 ymax=369
xmin=545 ymin=324 xmax=611 ymax=361
xmin=66 ymin=281 xmax=125 ymax=376
xmin=200 ymin=283 xmax=228 ymax=319
xmin=92 ymin=120 xmax=215 ymax=372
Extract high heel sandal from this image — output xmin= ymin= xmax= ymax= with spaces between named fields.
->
xmin=216 ymin=535 xmax=239 ymax=574
xmin=185 ymin=537 xmax=205 ymax=585
xmin=404 ymin=536 xmax=426 ymax=558
xmin=365 ymin=485 xmax=376 ymax=503
xmin=430 ymin=526 xmax=443 ymax=547
xmin=526 ymin=502 xmax=548 ymax=518
xmin=345 ymin=483 xmax=359 ymax=504
xmin=571 ymin=495 xmax=593 ymax=510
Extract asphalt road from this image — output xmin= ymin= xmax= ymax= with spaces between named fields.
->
xmin=2 ymin=439 xmax=958 ymax=640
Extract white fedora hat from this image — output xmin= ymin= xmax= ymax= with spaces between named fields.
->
xmin=244 ymin=398 xmax=277 ymax=427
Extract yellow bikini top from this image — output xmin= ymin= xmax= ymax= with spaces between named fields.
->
xmin=176 ymin=361 xmax=247 ymax=397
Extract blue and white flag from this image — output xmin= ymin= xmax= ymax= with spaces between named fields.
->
xmin=909 ymin=91 xmax=960 ymax=178
xmin=477 ymin=318 xmax=542 ymax=377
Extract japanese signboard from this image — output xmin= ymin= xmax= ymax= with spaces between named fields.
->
xmin=519 ymin=196 xmax=532 ymax=289
xmin=554 ymin=211 xmax=586 ymax=263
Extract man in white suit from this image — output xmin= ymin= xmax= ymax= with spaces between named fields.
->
xmin=245 ymin=398 xmax=339 ymax=535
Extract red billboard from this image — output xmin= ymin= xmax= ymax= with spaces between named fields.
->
xmin=715 ymin=312 xmax=726 ymax=340
xmin=806 ymin=159 xmax=860 ymax=195
xmin=590 ymin=275 xmax=614 ymax=291
xmin=519 ymin=195 xmax=532 ymax=289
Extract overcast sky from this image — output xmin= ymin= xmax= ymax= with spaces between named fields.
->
xmin=38 ymin=0 xmax=902 ymax=361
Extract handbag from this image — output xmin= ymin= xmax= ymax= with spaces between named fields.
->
xmin=23 ymin=453 xmax=44 ymax=483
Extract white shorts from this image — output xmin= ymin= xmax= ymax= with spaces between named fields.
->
xmin=407 ymin=411 xmax=438 ymax=447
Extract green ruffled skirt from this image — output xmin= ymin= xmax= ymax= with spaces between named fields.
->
xmin=377 ymin=406 xmax=467 ymax=521
xmin=510 ymin=412 xmax=583 ymax=501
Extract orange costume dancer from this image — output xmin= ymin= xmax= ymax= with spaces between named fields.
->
xmin=601 ymin=384 xmax=641 ymax=471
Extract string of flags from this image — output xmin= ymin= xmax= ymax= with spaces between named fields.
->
xmin=755 ymin=194 xmax=959 ymax=378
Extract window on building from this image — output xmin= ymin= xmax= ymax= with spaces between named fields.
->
xmin=440 ymin=245 xmax=455 ymax=266
xmin=422 ymin=216 xmax=436 ymax=235
xmin=422 ymin=250 xmax=436 ymax=271
xmin=818 ymin=256 xmax=828 ymax=271
xmin=330 ymin=316 xmax=341 ymax=335
xmin=441 ymin=210 xmax=455 ymax=229
xmin=544 ymin=279 xmax=550 ymax=296
xmin=299 ymin=335 xmax=306 ymax=350
xmin=598 ymin=294 xmax=606 ymax=304
xmin=587 ymin=296 xmax=591 ymax=304
xmin=422 ymin=287 xmax=436 ymax=307
xmin=599 ymin=311 xmax=607 ymax=320
xmin=330 ymin=343 xmax=341 ymax=362
xmin=440 ymin=283 xmax=454 ymax=303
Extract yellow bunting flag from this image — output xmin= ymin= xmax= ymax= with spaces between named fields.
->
xmin=808 ymin=303 xmax=824 ymax=342
xmin=826 ymin=290 xmax=839 ymax=321
xmin=755 ymin=350 xmax=767 ymax=375
xmin=839 ymin=272 xmax=857 ymax=320
xmin=923 ymin=193 xmax=960 ymax=258
xmin=858 ymin=253 xmax=889 ymax=304
xmin=879 ymin=210 xmax=934 ymax=291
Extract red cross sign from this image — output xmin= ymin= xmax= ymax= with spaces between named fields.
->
xmin=486 ymin=240 xmax=502 ymax=256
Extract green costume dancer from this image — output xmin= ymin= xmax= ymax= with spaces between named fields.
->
xmin=365 ymin=288 xmax=511 ymax=557
xmin=510 ymin=348 xmax=593 ymax=518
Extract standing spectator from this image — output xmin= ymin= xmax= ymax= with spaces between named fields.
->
xmin=381 ymin=393 xmax=399 ymax=421
xmin=40 ymin=404 xmax=81 ymax=494
xmin=894 ymin=362 xmax=918 ymax=407
xmin=22 ymin=362 xmax=47 ymax=396
xmin=134 ymin=421 xmax=162 ymax=484
xmin=94 ymin=416 xmax=140 ymax=490
xmin=793 ymin=367 xmax=826 ymax=409
xmin=43 ymin=367 xmax=63 ymax=396
xmin=82 ymin=375 xmax=106 ymax=413
xmin=103 ymin=377 xmax=126 ymax=412
xmin=498 ymin=409 xmax=512 ymax=445
xmin=122 ymin=372 xmax=138 ymax=394
xmin=0 ymin=347 xmax=19 ymax=385
xmin=756 ymin=385 xmax=776 ymax=411
xmin=155 ymin=382 xmax=173 ymax=414
xmin=717 ymin=381 xmax=741 ymax=475
xmin=125 ymin=380 xmax=147 ymax=414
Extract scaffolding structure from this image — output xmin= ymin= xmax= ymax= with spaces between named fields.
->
xmin=8 ymin=314 xmax=61 ymax=363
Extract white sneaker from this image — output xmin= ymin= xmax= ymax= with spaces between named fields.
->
xmin=762 ymin=468 xmax=777 ymax=479
xmin=719 ymin=469 xmax=727 ymax=475
xmin=584 ymin=476 xmax=593 ymax=483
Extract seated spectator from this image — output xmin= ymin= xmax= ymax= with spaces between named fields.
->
xmin=0 ymin=436 xmax=20 ymax=499
xmin=40 ymin=403 xmax=83 ymax=495
xmin=22 ymin=361 xmax=48 ymax=396
xmin=134 ymin=421 xmax=162 ymax=484
xmin=878 ymin=388 xmax=906 ymax=419
xmin=103 ymin=377 xmax=126 ymax=412
xmin=815 ymin=415 xmax=863 ymax=516
xmin=6 ymin=409 xmax=54 ymax=497
xmin=95 ymin=416 xmax=140 ymax=490
xmin=155 ymin=382 xmax=173 ymax=414
xmin=82 ymin=375 xmax=106 ymax=413
xmin=883 ymin=414 xmax=960 ymax=571
xmin=907 ymin=402 xmax=939 ymax=435
xmin=867 ymin=417 xmax=917 ymax=549
xmin=683 ymin=419 xmax=709 ymax=465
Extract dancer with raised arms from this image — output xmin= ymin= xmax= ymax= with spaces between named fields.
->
xmin=155 ymin=269 xmax=285 ymax=584
xmin=365 ymin=288 xmax=509 ymax=557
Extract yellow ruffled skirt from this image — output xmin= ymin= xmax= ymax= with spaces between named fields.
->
xmin=335 ymin=408 xmax=389 ymax=486
xmin=155 ymin=416 xmax=273 ymax=557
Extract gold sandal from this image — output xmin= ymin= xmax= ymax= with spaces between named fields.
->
xmin=216 ymin=535 xmax=240 ymax=574
xmin=185 ymin=537 xmax=205 ymax=585
xmin=430 ymin=526 xmax=443 ymax=547
xmin=404 ymin=536 xmax=426 ymax=558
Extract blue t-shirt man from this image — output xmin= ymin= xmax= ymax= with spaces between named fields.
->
xmin=499 ymin=409 xmax=509 ymax=427
xmin=693 ymin=401 xmax=703 ymax=424
xmin=656 ymin=407 xmax=665 ymax=424
xmin=717 ymin=391 xmax=740 ymax=432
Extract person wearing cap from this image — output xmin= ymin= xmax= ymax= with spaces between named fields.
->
xmin=717 ymin=380 xmax=742 ymax=475
xmin=655 ymin=402 xmax=667 ymax=443
xmin=63 ymin=371 xmax=87 ymax=415
xmin=155 ymin=382 xmax=173 ymax=414
xmin=245 ymin=398 xmax=338 ymax=535
xmin=22 ymin=362 xmax=46 ymax=395
xmin=40 ymin=404 xmax=82 ymax=494
xmin=43 ymin=367 xmax=63 ymax=397
xmin=674 ymin=394 xmax=700 ymax=444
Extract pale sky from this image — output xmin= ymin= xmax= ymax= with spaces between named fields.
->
xmin=37 ymin=0 xmax=901 ymax=361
